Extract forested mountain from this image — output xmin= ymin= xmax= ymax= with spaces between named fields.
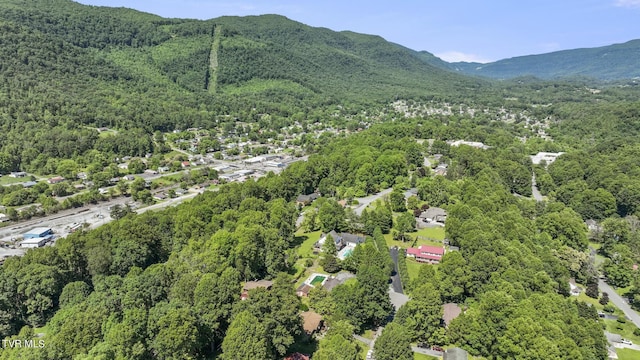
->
xmin=421 ymin=39 xmax=640 ymax=80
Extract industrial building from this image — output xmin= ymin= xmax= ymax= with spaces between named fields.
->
xmin=20 ymin=236 xmax=52 ymax=248
xmin=22 ymin=227 xmax=53 ymax=239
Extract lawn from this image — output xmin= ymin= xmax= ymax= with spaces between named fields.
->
xmin=406 ymin=258 xmax=426 ymax=282
xmin=296 ymin=231 xmax=322 ymax=258
xmin=617 ymin=348 xmax=640 ymax=360
xmin=384 ymin=227 xmax=445 ymax=250
xmin=604 ymin=319 xmax=640 ymax=344
xmin=414 ymin=353 xmax=439 ymax=360
xmin=0 ymin=176 xmax=30 ymax=186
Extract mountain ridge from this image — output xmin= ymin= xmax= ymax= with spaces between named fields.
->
xmin=420 ymin=39 xmax=640 ymax=80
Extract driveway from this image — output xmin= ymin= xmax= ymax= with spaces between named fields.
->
xmin=353 ymin=188 xmax=393 ymax=216
xmin=531 ymin=174 xmax=543 ymax=201
xmin=389 ymin=247 xmax=404 ymax=294
xmin=599 ymin=279 xmax=640 ymax=328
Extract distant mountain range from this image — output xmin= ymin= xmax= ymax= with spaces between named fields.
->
xmin=419 ymin=40 xmax=640 ymax=81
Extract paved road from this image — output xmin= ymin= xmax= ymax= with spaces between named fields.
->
xmin=599 ymin=279 xmax=640 ymax=328
xmin=531 ymin=174 xmax=543 ymax=201
xmin=353 ymin=188 xmax=393 ymax=216
xmin=389 ymin=247 xmax=404 ymax=294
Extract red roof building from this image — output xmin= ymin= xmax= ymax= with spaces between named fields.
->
xmin=406 ymin=245 xmax=445 ymax=264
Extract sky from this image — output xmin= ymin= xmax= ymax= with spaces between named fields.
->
xmin=76 ymin=0 xmax=640 ymax=63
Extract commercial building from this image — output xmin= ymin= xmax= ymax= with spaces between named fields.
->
xmin=20 ymin=236 xmax=52 ymax=248
xmin=22 ymin=227 xmax=53 ymax=239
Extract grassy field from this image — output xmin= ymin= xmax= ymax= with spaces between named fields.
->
xmin=617 ymin=348 xmax=640 ymax=360
xmin=384 ymin=227 xmax=446 ymax=249
xmin=0 ymin=175 xmax=30 ymax=186
xmin=296 ymin=231 xmax=322 ymax=258
xmin=414 ymin=353 xmax=439 ymax=360
xmin=406 ymin=258 xmax=426 ymax=282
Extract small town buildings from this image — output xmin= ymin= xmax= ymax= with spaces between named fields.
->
xmin=9 ymin=172 xmax=27 ymax=178
xmin=300 ymin=311 xmax=323 ymax=337
xmin=448 ymin=140 xmax=490 ymax=150
xmin=20 ymin=236 xmax=51 ymax=248
xmin=406 ymin=245 xmax=445 ymax=264
xmin=47 ymin=176 xmax=65 ymax=184
xmin=73 ymin=184 xmax=86 ymax=191
xmin=123 ymin=175 xmax=135 ymax=181
xmin=419 ymin=207 xmax=447 ymax=223
xmin=153 ymin=193 xmax=167 ymax=201
xmin=22 ymin=181 xmax=37 ymax=188
xmin=118 ymin=163 xmax=129 ymax=170
xmin=144 ymin=169 xmax=159 ymax=175
xmin=23 ymin=227 xmax=53 ymax=239
xmin=244 ymin=156 xmax=265 ymax=164
xmin=76 ymin=172 xmax=88 ymax=180
xmin=158 ymin=166 xmax=170 ymax=173
xmin=181 ymin=161 xmax=190 ymax=168
xmin=530 ymin=152 xmax=564 ymax=166
xmin=264 ymin=161 xmax=285 ymax=168
xmin=241 ymin=280 xmax=273 ymax=300
xmin=0 ymin=214 xmax=8 ymax=223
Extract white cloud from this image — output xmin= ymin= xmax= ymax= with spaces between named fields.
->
xmin=615 ymin=0 xmax=640 ymax=8
xmin=435 ymin=51 xmax=493 ymax=63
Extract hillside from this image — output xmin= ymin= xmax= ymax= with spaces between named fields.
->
xmin=421 ymin=40 xmax=640 ymax=80
xmin=0 ymin=0 xmax=484 ymax=128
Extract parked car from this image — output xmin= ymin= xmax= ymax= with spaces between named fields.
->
xmin=431 ymin=345 xmax=444 ymax=352
xmin=598 ymin=312 xmax=605 ymax=318
xmin=621 ymin=339 xmax=633 ymax=345
xmin=417 ymin=343 xmax=429 ymax=348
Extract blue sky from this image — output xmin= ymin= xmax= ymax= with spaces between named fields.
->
xmin=76 ymin=0 xmax=640 ymax=63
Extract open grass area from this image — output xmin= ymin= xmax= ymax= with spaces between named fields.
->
xmin=414 ymin=353 xmax=439 ymax=360
xmin=0 ymin=176 xmax=30 ymax=186
xmin=617 ymin=348 xmax=640 ymax=360
xmin=604 ymin=319 xmax=640 ymax=344
xmin=406 ymin=258 xmax=425 ymax=282
xmin=384 ymin=227 xmax=446 ymax=250
xmin=296 ymin=231 xmax=322 ymax=258
xmin=576 ymin=292 xmax=605 ymax=311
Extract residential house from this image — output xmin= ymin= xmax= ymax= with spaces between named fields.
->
xmin=442 ymin=303 xmax=462 ymax=327
xmin=315 ymin=231 xmax=365 ymax=252
xmin=118 ymin=163 xmax=129 ymax=170
xmin=300 ymin=311 xmax=323 ymax=336
xmin=47 ymin=176 xmax=65 ymax=184
xmin=181 ymin=161 xmax=190 ymax=168
xmin=9 ymin=172 xmax=27 ymax=178
xmin=569 ymin=278 xmax=582 ymax=296
xmin=434 ymin=163 xmax=448 ymax=176
xmin=419 ymin=207 xmax=447 ymax=223
xmin=322 ymin=278 xmax=341 ymax=292
xmin=76 ymin=172 xmax=88 ymax=180
xmin=296 ymin=283 xmax=313 ymax=297
xmin=241 ymin=280 xmax=273 ymax=300
xmin=22 ymin=181 xmax=37 ymax=188
xmin=144 ymin=169 xmax=158 ymax=175
xmin=158 ymin=166 xmax=170 ymax=173
xmin=406 ymin=245 xmax=445 ymax=264
xmin=295 ymin=192 xmax=320 ymax=207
